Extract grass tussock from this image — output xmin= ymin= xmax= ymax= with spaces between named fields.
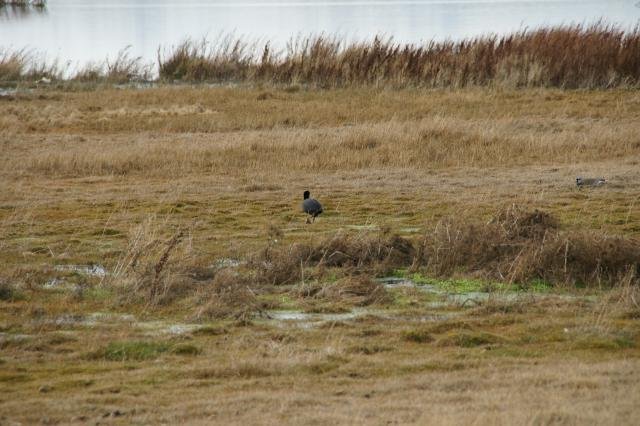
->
xmin=193 ymin=269 xmax=264 ymax=321
xmin=158 ymin=24 xmax=640 ymax=88
xmin=297 ymin=275 xmax=392 ymax=308
xmin=109 ymin=217 xmax=191 ymax=308
xmin=402 ymin=328 xmax=435 ymax=343
xmin=416 ymin=205 xmax=640 ymax=288
xmin=252 ymin=230 xmax=415 ymax=285
xmin=73 ymin=48 xmax=152 ymax=84
xmin=0 ymin=48 xmax=60 ymax=82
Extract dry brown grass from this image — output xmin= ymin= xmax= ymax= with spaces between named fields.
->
xmin=72 ymin=48 xmax=152 ymax=84
xmin=3 ymin=24 xmax=640 ymax=88
xmin=295 ymin=275 xmax=392 ymax=309
xmin=1 ymin=83 xmax=640 ymax=425
xmin=2 ymin=88 xmax=639 ymax=180
xmin=0 ymin=48 xmax=60 ymax=82
xmin=109 ymin=216 xmax=192 ymax=307
xmin=193 ymin=269 xmax=263 ymax=322
xmin=252 ymin=230 xmax=414 ymax=285
xmin=1 ymin=86 xmax=639 ymax=285
xmin=416 ymin=205 xmax=640 ymax=287
xmin=158 ymin=24 xmax=640 ymax=88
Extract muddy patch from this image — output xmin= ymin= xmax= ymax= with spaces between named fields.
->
xmin=265 ymin=308 xmax=451 ymax=328
xmin=37 ymin=312 xmax=208 ymax=337
xmin=266 ymin=309 xmax=375 ymax=328
xmin=54 ymin=264 xmax=107 ymax=278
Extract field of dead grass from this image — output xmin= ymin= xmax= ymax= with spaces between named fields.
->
xmin=1 ymin=85 xmax=640 ymax=424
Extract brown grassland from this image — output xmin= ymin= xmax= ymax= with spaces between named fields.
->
xmin=1 ymin=84 xmax=640 ymax=425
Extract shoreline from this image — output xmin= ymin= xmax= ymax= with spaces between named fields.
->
xmin=2 ymin=23 xmax=640 ymax=88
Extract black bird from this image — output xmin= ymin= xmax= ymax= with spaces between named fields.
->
xmin=302 ymin=190 xmax=323 ymax=224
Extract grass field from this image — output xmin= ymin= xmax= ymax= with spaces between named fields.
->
xmin=1 ymin=85 xmax=639 ymax=424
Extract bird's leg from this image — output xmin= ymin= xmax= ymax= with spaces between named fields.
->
xmin=312 ymin=216 xmax=316 ymax=223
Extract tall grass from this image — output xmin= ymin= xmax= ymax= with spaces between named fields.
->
xmin=0 ymin=0 xmax=46 ymax=6
xmin=74 ymin=47 xmax=152 ymax=84
xmin=0 ymin=48 xmax=60 ymax=82
xmin=0 ymin=47 xmax=151 ymax=84
xmin=158 ymin=24 xmax=640 ymax=88
xmin=3 ymin=24 xmax=639 ymax=87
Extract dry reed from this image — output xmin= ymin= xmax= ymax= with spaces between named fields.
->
xmin=0 ymin=0 xmax=45 ymax=7
xmin=158 ymin=24 xmax=640 ymax=88
xmin=2 ymin=23 xmax=639 ymax=87
xmin=109 ymin=217 xmax=191 ymax=307
xmin=0 ymin=48 xmax=60 ymax=82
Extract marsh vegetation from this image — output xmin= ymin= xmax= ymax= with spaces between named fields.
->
xmin=1 ymin=78 xmax=639 ymax=422
xmin=2 ymin=24 xmax=640 ymax=88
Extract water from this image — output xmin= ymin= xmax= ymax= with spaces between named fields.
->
xmin=1 ymin=0 xmax=638 ymax=68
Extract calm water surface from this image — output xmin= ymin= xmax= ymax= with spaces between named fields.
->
xmin=1 ymin=1 xmax=639 ymax=67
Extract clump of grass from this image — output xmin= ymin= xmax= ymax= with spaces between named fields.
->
xmin=438 ymin=331 xmax=503 ymax=348
xmin=0 ymin=48 xmax=60 ymax=82
xmin=110 ymin=216 xmax=191 ymax=308
xmin=0 ymin=278 xmax=16 ymax=301
xmin=299 ymin=275 xmax=392 ymax=308
xmin=158 ymin=36 xmax=257 ymax=82
xmin=194 ymin=363 xmax=273 ymax=379
xmin=74 ymin=47 xmax=152 ymax=84
xmin=193 ymin=269 xmax=263 ymax=321
xmin=347 ymin=344 xmax=393 ymax=354
xmin=416 ymin=204 xmax=640 ymax=288
xmin=253 ymin=230 xmax=414 ymax=285
xmin=90 ymin=340 xmax=170 ymax=361
xmin=170 ymin=343 xmax=201 ymax=356
xmin=158 ymin=24 xmax=640 ymax=88
xmin=192 ymin=326 xmax=228 ymax=336
xmin=402 ymin=329 xmax=434 ymax=343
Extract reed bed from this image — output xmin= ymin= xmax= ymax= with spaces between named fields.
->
xmin=158 ymin=24 xmax=640 ymax=88
xmin=2 ymin=23 xmax=639 ymax=88
xmin=0 ymin=48 xmax=60 ymax=82
xmin=0 ymin=0 xmax=46 ymax=6
xmin=0 ymin=47 xmax=150 ymax=83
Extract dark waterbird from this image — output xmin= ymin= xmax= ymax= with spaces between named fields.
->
xmin=302 ymin=190 xmax=323 ymax=224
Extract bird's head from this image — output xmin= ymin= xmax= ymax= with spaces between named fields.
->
xmin=303 ymin=190 xmax=310 ymax=200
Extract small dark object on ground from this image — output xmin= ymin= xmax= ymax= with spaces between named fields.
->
xmin=576 ymin=177 xmax=606 ymax=187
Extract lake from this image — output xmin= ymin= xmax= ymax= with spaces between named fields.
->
xmin=1 ymin=0 xmax=639 ymax=68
